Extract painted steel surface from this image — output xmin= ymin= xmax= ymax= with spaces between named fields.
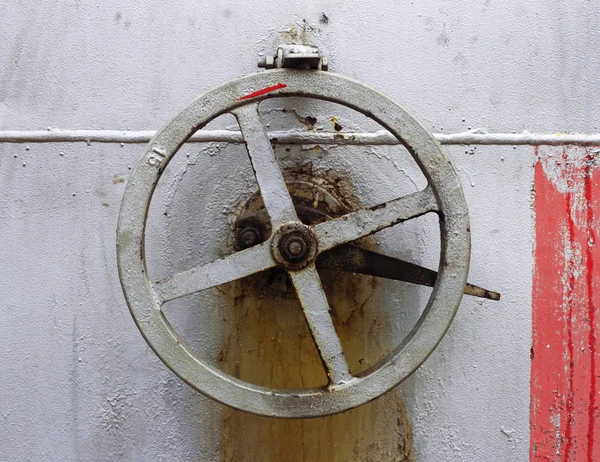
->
xmin=532 ymin=146 xmax=600 ymax=460
xmin=9 ymin=0 xmax=598 ymax=457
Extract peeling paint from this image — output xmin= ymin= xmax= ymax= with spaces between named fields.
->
xmin=531 ymin=145 xmax=600 ymax=461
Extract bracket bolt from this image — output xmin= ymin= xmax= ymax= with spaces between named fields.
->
xmin=258 ymin=55 xmax=275 ymax=69
xmin=237 ymin=225 xmax=263 ymax=249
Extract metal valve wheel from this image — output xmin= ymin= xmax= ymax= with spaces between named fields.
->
xmin=116 ymin=69 xmax=470 ymax=418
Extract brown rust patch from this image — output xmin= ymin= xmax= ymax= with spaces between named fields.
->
xmin=219 ymin=169 xmax=413 ymax=460
xmin=331 ymin=116 xmax=344 ymax=132
xmin=296 ymin=114 xmax=317 ymax=130
xmin=278 ymin=24 xmax=313 ymax=46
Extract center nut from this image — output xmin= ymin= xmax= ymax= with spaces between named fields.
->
xmin=271 ymin=223 xmax=318 ymax=270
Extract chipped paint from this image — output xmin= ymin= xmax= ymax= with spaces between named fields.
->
xmin=531 ymin=145 xmax=600 ymax=461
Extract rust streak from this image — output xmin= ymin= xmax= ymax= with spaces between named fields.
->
xmin=218 ymin=171 xmax=414 ymax=461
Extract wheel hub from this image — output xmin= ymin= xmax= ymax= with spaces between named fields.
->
xmin=271 ymin=223 xmax=318 ymax=270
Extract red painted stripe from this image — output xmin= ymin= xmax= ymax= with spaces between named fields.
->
xmin=531 ymin=146 xmax=600 ymax=461
xmin=585 ymin=155 xmax=598 ymax=461
xmin=237 ymin=83 xmax=287 ymax=100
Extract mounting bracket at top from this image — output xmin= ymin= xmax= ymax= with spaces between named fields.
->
xmin=258 ymin=44 xmax=329 ymax=71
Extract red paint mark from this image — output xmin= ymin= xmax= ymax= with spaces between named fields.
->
xmin=237 ymin=83 xmax=287 ymax=100
xmin=531 ymin=146 xmax=600 ymax=461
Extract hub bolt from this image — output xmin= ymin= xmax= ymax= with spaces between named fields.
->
xmin=280 ymin=232 xmax=310 ymax=262
xmin=288 ymin=241 xmax=303 ymax=256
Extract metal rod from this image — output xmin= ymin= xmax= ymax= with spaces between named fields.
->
xmin=1 ymin=129 xmax=600 ymax=146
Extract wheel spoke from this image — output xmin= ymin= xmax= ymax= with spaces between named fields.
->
xmin=289 ymin=265 xmax=351 ymax=385
xmin=312 ymin=187 xmax=438 ymax=252
xmin=232 ymin=103 xmax=298 ymax=227
xmin=152 ymin=242 xmax=276 ymax=303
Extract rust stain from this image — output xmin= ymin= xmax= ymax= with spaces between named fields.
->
xmin=295 ymin=114 xmax=317 ymax=131
xmin=331 ymin=116 xmax=343 ymax=132
xmin=219 ymin=169 xmax=413 ymax=461
xmin=278 ymin=23 xmax=315 ymax=46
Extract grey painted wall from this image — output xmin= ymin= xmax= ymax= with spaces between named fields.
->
xmin=1 ymin=0 xmax=596 ymax=460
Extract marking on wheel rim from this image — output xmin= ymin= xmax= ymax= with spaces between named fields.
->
xmin=238 ymin=83 xmax=287 ymax=100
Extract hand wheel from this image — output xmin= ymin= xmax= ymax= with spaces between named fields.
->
xmin=116 ymin=69 xmax=470 ymax=418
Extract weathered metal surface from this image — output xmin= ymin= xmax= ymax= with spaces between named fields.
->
xmin=232 ymin=103 xmax=299 ymax=227
xmin=117 ymin=69 xmax=470 ymax=417
xmin=531 ymin=146 xmax=600 ymax=460
xmin=270 ymin=222 xmax=318 ymax=270
xmin=218 ymin=257 xmax=413 ymax=461
xmin=152 ymin=241 xmax=275 ymax=303
xmin=311 ymin=187 xmax=438 ymax=253
xmin=289 ymin=265 xmax=352 ymax=385
xmin=220 ymin=177 xmax=413 ymax=459
xmin=236 ymin=220 xmax=264 ymax=248
xmin=2 ymin=1 xmax=583 ymax=458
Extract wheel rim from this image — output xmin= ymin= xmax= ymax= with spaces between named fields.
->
xmin=117 ymin=69 xmax=470 ymax=418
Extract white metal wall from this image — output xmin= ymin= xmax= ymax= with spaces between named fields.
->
xmin=1 ymin=1 xmax=598 ymax=460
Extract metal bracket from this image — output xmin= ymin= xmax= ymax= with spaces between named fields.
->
xmin=258 ymin=44 xmax=328 ymax=71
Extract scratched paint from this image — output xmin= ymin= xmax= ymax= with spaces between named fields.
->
xmin=531 ymin=145 xmax=600 ymax=460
